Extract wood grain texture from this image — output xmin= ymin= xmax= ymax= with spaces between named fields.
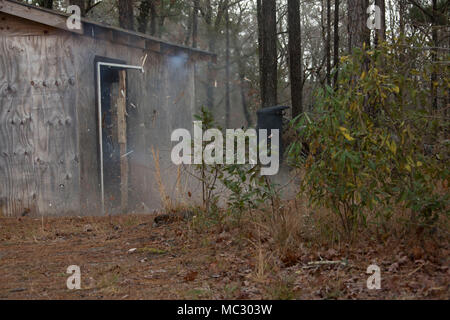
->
xmin=0 ymin=13 xmax=200 ymax=216
xmin=0 ymin=0 xmax=83 ymax=34
xmin=0 ymin=32 xmax=80 ymax=216
xmin=0 ymin=12 xmax=60 ymax=37
xmin=117 ymin=70 xmax=128 ymax=213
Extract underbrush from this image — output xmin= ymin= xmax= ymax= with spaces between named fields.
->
xmin=153 ymin=39 xmax=449 ymax=290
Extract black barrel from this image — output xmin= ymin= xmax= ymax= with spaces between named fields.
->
xmin=257 ymin=105 xmax=290 ymax=160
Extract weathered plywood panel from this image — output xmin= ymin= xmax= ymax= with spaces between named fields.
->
xmin=126 ymin=52 xmax=162 ymax=212
xmin=1 ymin=13 xmax=200 ymax=216
xmin=0 ymin=33 xmax=80 ymax=217
xmin=71 ymin=34 xmax=197 ymax=214
xmin=71 ymin=35 xmax=142 ymax=215
xmin=0 ymin=12 xmax=61 ymax=37
xmin=0 ymin=94 xmax=37 ymax=217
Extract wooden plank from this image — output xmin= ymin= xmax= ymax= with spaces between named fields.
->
xmin=117 ymin=70 xmax=128 ymax=213
xmin=111 ymin=30 xmax=146 ymax=50
xmin=73 ymin=37 xmax=99 ymax=215
xmin=135 ymin=38 xmax=146 ymax=50
xmin=0 ymin=35 xmax=37 ymax=217
xmin=0 ymin=0 xmax=83 ymax=34
xmin=0 ymin=12 xmax=60 ymax=36
xmin=145 ymin=40 xmax=160 ymax=53
xmin=112 ymin=31 xmax=131 ymax=48
xmin=91 ymin=25 xmax=113 ymax=42
xmin=30 ymin=34 xmax=80 ymax=216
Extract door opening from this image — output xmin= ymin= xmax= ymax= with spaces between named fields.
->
xmin=95 ymin=58 xmax=144 ymax=215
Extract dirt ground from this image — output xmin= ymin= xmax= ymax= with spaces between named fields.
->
xmin=0 ymin=214 xmax=448 ymax=300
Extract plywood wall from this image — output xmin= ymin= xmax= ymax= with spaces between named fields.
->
xmin=0 ymin=12 xmax=198 ymax=216
xmin=0 ymin=14 xmax=80 ymax=216
xmin=76 ymin=37 xmax=197 ymax=215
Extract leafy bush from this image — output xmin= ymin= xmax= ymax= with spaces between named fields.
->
xmin=288 ymin=39 xmax=449 ymax=237
xmin=191 ymin=107 xmax=279 ymax=221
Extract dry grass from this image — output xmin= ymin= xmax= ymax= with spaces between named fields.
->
xmin=241 ymin=189 xmax=448 ymax=275
xmin=151 ymin=147 xmax=194 ymax=214
xmin=0 ymin=211 xmax=448 ymax=300
xmin=151 ymin=147 xmax=171 ymax=211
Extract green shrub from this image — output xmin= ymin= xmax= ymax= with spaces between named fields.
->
xmin=191 ymin=107 xmax=279 ymax=222
xmin=288 ymin=39 xmax=449 ymax=237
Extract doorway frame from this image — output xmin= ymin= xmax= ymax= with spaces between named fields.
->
xmin=95 ymin=57 xmax=144 ymax=215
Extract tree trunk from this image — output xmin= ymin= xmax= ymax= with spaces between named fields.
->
xmin=137 ymin=0 xmax=156 ymax=34
xmin=287 ymin=0 xmax=303 ymax=118
xmin=192 ymin=0 xmax=200 ymax=48
xmin=118 ymin=0 xmax=134 ymax=31
xmin=69 ymin=0 xmax=86 ymax=15
xmin=256 ymin=0 xmax=265 ymax=108
xmin=149 ymin=2 xmax=157 ymax=35
xmin=203 ymin=0 xmax=226 ymax=110
xmin=225 ymin=4 xmax=231 ymax=127
xmin=232 ymin=27 xmax=252 ymax=126
xmin=348 ymin=0 xmax=371 ymax=115
xmin=238 ymin=70 xmax=252 ymax=126
xmin=191 ymin=0 xmax=200 ymax=117
xmin=374 ymin=0 xmax=386 ymax=45
xmin=259 ymin=0 xmax=278 ymax=109
xmin=399 ymin=0 xmax=406 ymax=36
xmin=38 ymin=0 xmax=53 ymax=9
xmin=333 ymin=0 xmax=340 ymax=87
xmin=347 ymin=0 xmax=370 ymax=50
xmin=431 ymin=0 xmax=438 ymax=110
xmin=204 ymin=0 xmax=216 ymax=110
xmin=326 ymin=0 xmax=332 ymax=85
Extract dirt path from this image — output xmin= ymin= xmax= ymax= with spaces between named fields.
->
xmin=0 ymin=215 xmax=448 ymax=299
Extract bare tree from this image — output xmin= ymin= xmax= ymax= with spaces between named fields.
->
xmin=192 ymin=0 xmax=200 ymax=48
xmin=225 ymin=2 xmax=231 ymax=127
xmin=259 ymin=0 xmax=278 ymax=108
xmin=184 ymin=0 xmax=200 ymax=47
xmin=287 ymin=0 xmax=303 ymax=118
xmin=347 ymin=0 xmax=370 ymax=50
xmin=37 ymin=0 xmax=53 ymax=9
xmin=326 ymin=0 xmax=331 ymax=85
xmin=431 ymin=0 xmax=438 ymax=110
xmin=406 ymin=0 xmax=444 ymax=109
xmin=375 ymin=0 xmax=386 ymax=45
xmin=69 ymin=0 xmax=85 ymax=15
xmin=232 ymin=4 xmax=252 ymax=126
xmin=118 ymin=0 xmax=134 ymax=31
xmin=200 ymin=0 xmax=227 ymax=110
xmin=333 ymin=0 xmax=340 ymax=87
xmin=137 ymin=0 xmax=157 ymax=35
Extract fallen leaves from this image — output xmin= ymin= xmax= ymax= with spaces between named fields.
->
xmin=388 ymin=262 xmax=399 ymax=273
xmin=184 ymin=271 xmax=198 ymax=282
xmin=0 ymin=215 xmax=448 ymax=300
xmin=411 ymin=247 xmax=424 ymax=261
xmin=83 ymin=224 xmax=93 ymax=233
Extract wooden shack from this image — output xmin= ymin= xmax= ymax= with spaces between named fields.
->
xmin=0 ymin=0 xmax=214 ymax=217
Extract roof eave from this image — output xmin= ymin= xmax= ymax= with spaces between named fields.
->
xmin=0 ymin=0 xmax=216 ymax=61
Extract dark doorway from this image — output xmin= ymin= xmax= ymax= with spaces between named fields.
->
xmin=95 ymin=57 xmax=129 ymax=215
